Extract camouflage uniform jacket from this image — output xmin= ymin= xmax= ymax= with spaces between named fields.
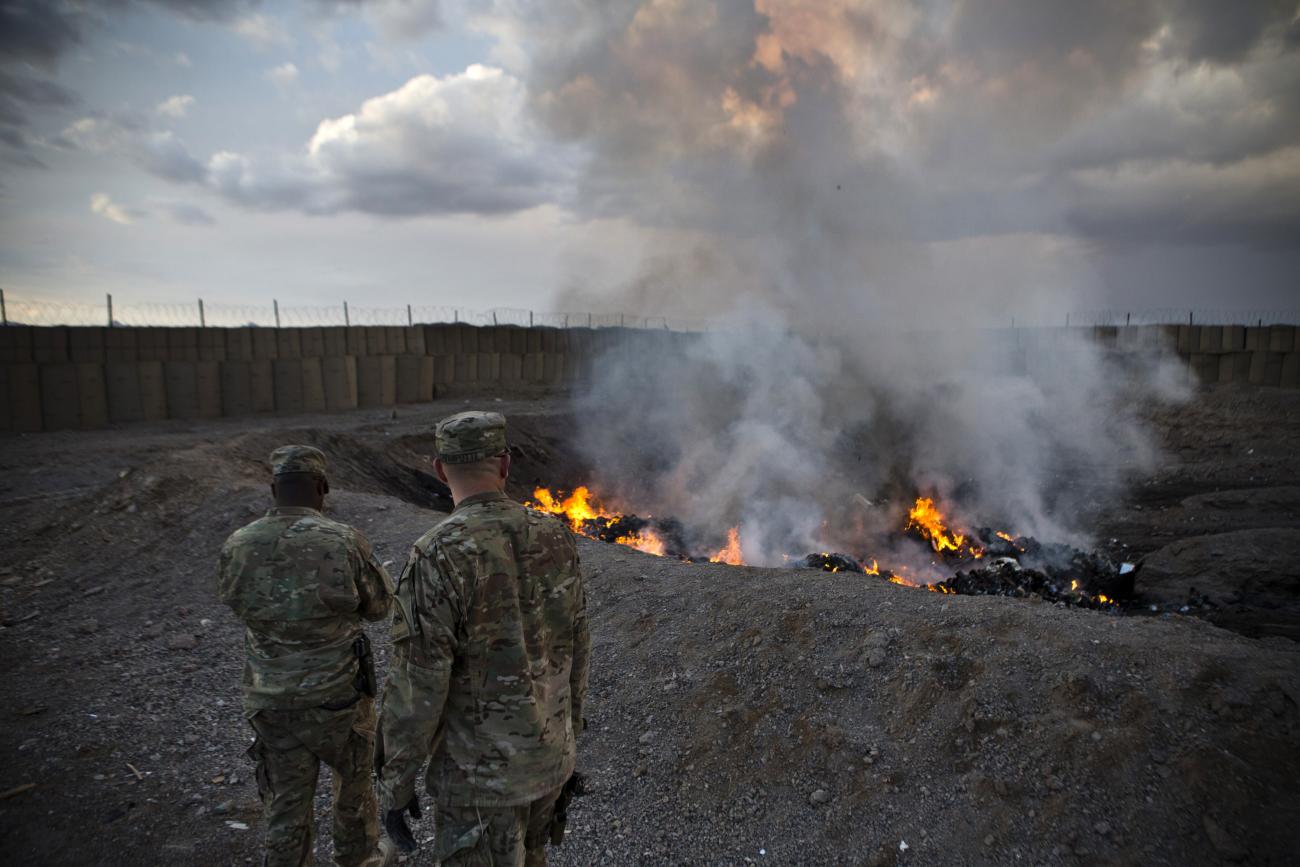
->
xmin=218 ymin=506 xmax=394 ymax=715
xmin=379 ymin=490 xmax=589 ymax=809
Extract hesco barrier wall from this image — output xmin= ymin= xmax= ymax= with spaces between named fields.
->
xmin=0 ymin=323 xmax=1296 ymax=432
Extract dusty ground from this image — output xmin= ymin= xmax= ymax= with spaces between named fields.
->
xmin=0 ymin=385 xmax=1297 ymax=866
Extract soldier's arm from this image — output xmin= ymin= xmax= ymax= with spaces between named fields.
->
xmin=377 ymin=545 xmax=461 ymax=812
xmin=352 ymin=530 xmax=395 ymax=622
xmin=570 ymin=545 xmax=590 ymax=740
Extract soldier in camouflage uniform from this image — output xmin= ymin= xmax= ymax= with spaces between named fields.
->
xmin=377 ymin=411 xmax=589 ymax=867
xmin=218 ymin=445 xmax=394 ymax=867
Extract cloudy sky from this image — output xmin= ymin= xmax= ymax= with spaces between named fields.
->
xmin=1 ymin=0 xmax=1298 ymax=321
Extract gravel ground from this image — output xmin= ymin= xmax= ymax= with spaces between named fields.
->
xmin=1 ymin=387 xmax=1297 ymax=866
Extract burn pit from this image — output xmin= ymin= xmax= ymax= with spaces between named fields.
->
xmin=528 ymin=486 xmax=1136 ymax=611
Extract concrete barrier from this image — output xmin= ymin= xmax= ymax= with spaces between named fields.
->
xmin=458 ymin=324 xmax=479 ymax=354
xmin=33 ymin=327 xmax=69 ymax=363
xmin=509 ymin=327 xmax=526 ymax=355
xmin=526 ymin=328 xmax=544 ymax=353
xmin=522 ymin=352 xmax=544 ymax=382
xmin=499 ymin=354 xmax=522 ymax=383
xmin=167 ymin=327 xmax=200 ymax=362
xmin=219 ymin=361 xmax=255 ymax=417
xmin=387 ymin=326 xmax=407 ymax=356
xmin=0 ymin=326 xmax=34 ymax=363
xmin=1245 ymin=327 xmax=1267 ymax=350
xmin=357 ymin=356 xmax=396 ymax=407
xmin=404 ymin=325 xmax=426 ymax=356
xmin=2 ymin=363 xmax=42 ymax=431
xmin=396 ymin=355 xmax=434 ymax=403
xmin=1218 ymin=352 xmax=1251 ymax=384
xmin=432 ymin=355 xmax=454 ymax=385
xmin=1197 ymin=326 xmax=1223 ymax=352
xmin=273 ymin=359 xmax=305 ymax=413
xmin=477 ymin=352 xmax=500 ymax=382
xmin=1248 ymin=351 xmax=1284 ymax=386
xmin=322 ymin=356 xmax=358 ymax=410
xmin=68 ymin=327 xmax=105 ymax=362
xmin=250 ymin=360 xmax=275 ymax=413
xmin=543 ymin=353 xmax=564 ymax=384
xmin=347 ymin=326 xmax=368 ymax=357
xmin=1222 ymin=326 xmax=1246 ymax=351
xmin=164 ymin=361 xmax=221 ymax=419
xmin=76 ymin=363 xmax=108 ymax=428
xmin=301 ymin=357 xmax=326 ymax=413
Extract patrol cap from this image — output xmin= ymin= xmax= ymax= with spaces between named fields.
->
xmin=269 ymin=444 xmax=328 ymax=478
xmin=435 ymin=411 xmax=508 ymax=464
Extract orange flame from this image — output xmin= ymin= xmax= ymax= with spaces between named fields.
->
xmin=906 ymin=497 xmax=966 ymax=553
xmin=996 ymin=531 xmax=1014 ymax=542
xmin=615 ymin=528 xmax=667 ymax=557
xmin=709 ymin=527 xmax=745 ymax=566
xmin=864 ymin=559 xmax=880 ymax=576
xmin=531 ymin=486 xmax=615 ymax=533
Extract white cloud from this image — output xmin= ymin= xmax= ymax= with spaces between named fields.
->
xmin=267 ymin=62 xmax=299 ymax=87
xmin=174 ymin=52 xmax=192 ymax=68
xmin=90 ymin=192 xmax=135 ymax=225
xmin=155 ymin=94 xmax=195 ymax=118
xmin=233 ymin=14 xmax=289 ymax=50
xmin=208 ymin=65 xmax=572 ymax=216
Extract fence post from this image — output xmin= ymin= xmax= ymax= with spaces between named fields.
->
xmin=564 ymin=314 xmax=569 ymax=328
xmin=588 ymin=313 xmax=592 ymax=328
xmin=107 ymin=293 xmax=114 ymax=327
xmin=407 ymin=304 xmax=413 ymax=327
xmin=344 ymin=301 xmax=350 ymax=326
xmin=454 ymin=309 xmax=459 ymax=323
xmin=0 ymin=288 xmax=6 ymax=325
xmin=1125 ymin=312 xmax=1130 ymax=326
xmin=1065 ymin=312 xmax=1070 ymax=328
xmin=492 ymin=311 xmax=498 ymax=326
xmin=274 ymin=299 xmax=281 ymax=328
xmin=1189 ymin=311 xmax=1194 ymax=326
xmin=198 ymin=298 xmax=205 ymax=328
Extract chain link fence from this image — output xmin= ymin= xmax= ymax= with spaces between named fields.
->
xmin=0 ymin=293 xmax=716 ymax=332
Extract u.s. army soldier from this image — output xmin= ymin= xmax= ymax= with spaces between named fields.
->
xmin=218 ymin=445 xmax=394 ymax=867
xmin=377 ymin=411 xmax=590 ymax=866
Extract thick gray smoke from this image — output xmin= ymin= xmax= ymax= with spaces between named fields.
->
xmin=485 ymin=0 xmax=1243 ymax=563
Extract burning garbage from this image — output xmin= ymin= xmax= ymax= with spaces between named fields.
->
xmin=528 ymin=487 xmax=1132 ymax=609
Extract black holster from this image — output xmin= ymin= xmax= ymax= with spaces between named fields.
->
xmin=353 ymin=632 xmax=376 ymax=697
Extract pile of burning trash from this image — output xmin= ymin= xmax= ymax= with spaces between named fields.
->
xmin=528 ymin=488 xmax=1133 ymax=609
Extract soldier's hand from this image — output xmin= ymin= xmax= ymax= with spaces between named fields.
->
xmin=384 ymin=797 xmax=421 ymax=853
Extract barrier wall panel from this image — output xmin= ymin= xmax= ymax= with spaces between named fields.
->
xmin=543 ymin=353 xmax=563 ymax=384
xmin=300 ymin=328 xmax=325 ymax=359
xmin=250 ymin=360 xmax=275 ymax=413
xmin=1218 ymin=353 xmax=1251 ymax=384
xmin=509 ymin=328 xmax=527 ymax=355
xmin=347 ymin=326 xmax=368 ymax=357
xmin=387 ymin=327 xmax=408 ymax=356
xmin=252 ymin=328 xmax=278 ymax=360
xmin=301 ymin=357 xmax=326 ymax=413
xmin=0 ymin=366 xmax=12 ymax=430
xmin=195 ymin=361 xmax=221 ymax=418
xmin=1091 ymin=326 xmax=1117 ymax=348
xmin=276 ymin=329 xmax=303 ymax=360
xmin=1269 ymin=325 xmax=1297 ymax=353
xmin=107 ymin=362 xmax=144 ymax=423
xmin=197 ymin=328 xmax=226 ymax=361
xmin=1245 ymin=327 xmax=1267 ymax=350
xmin=499 ymin=354 xmax=522 ymax=383
xmin=404 ymin=326 xmax=426 ymax=356
xmin=458 ymin=324 xmax=480 ymax=354
xmin=134 ymin=329 xmax=161 ymax=362
xmin=163 ymin=361 xmax=198 ymax=418
xmin=167 ymin=328 xmax=200 ymax=362
xmin=219 ymin=361 xmax=254 ymax=418
xmin=6 ymin=364 xmax=42 ymax=431
xmin=1248 ymin=351 xmax=1283 ymax=385
xmin=438 ymin=324 xmax=461 ymax=355
xmin=0 ymin=326 xmax=34 ymax=363
xmin=225 ymin=328 xmax=254 ymax=361
xmin=424 ymin=325 xmax=446 ymax=355
xmin=522 ymin=352 xmax=544 ymax=382
xmin=68 ymin=327 xmax=105 ymax=362
xmin=454 ymin=353 xmax=478 ymax=383
xmin=322 ymin=326 xmax=348 ymax=358
xmin=432 ymin=355 xmax=454 ymax=385
xmin=76 ymin=363 xmax=108 ymax=428
xmin=526 ymin=328 xmax=543 ymax=354
xmin=273 ymin=359 xmax=305 ymax=414
xmin=1280 ymin=353 xmax=1299 ymax=389
xmin=33 ymin=327 xmax=70 ymax=363
xmin=357 ymin=356 xmax=396 ymax=407
xmin=477 ymin=352 xmax=500 ymax=382
xmin=1198 ymin=326 xmax=1224 ymax=352
xmin=138 ymin=361 xmax=167 ymax=420
xmin=40 ymin=363 xmax=80 ymax=430
xmin=396 ymin=355 xmax=433 ymax=403
xmin=1222 ymin=326 xmax=1246 ymax=352
xmin=322 ymin=356 xmax=358 ymax=410
xmin=365 ymin=326 xmax=388 ymax=357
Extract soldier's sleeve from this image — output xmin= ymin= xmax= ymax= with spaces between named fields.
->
xmin=377 ymin=542 xmax=462 ymax=812
xmin=351 ymin=529 xmax=394 ymax=622
xmin=569 ymin=540 xmax=590 ymax=740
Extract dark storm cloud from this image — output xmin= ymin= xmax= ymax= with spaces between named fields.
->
xmin=1167 ymin=0 xmax=1296 ymax=64
xmin=0 ymin=1 xmax=83 ymax=69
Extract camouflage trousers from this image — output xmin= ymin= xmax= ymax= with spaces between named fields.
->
xmin=433 ymin=786 xmax=564 ymax=867
xmin=247 ymin=695 xmax=383 ymax=867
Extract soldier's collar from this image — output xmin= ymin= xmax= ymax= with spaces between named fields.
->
xmin=453 ymin=490 xmax=510 ymax=511
xmin=267 ymin=506 xmax=323 ymax=517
